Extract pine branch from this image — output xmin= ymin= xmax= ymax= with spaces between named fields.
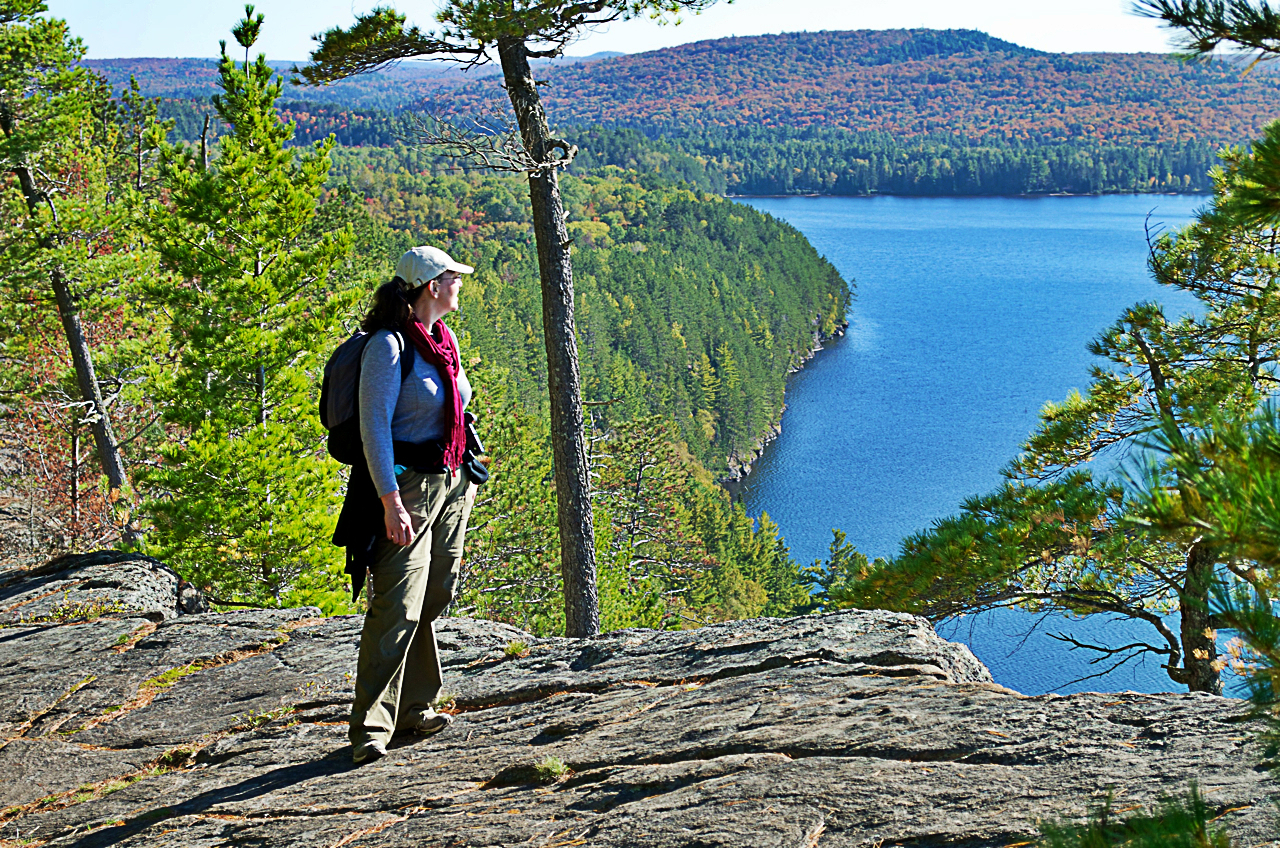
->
xmin=1048 ymin=632 xmax=1173 ymax=662
xmin=294 ymin=9 xmax=485 ymax=87
xmin=1137 ymin=0 xmax=1280 ymax=62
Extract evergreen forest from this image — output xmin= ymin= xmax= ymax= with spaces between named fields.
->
xmin=0 ymin=5 xmax=844 ymax=635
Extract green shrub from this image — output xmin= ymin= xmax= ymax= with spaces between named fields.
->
xmin=1039 ymin=788 xmax=1231 ymax=848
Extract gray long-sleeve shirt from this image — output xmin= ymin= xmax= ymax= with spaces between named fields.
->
xmin=359 ymin=328 xmax=472 ymax=498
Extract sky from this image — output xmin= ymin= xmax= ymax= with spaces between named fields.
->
xmin=46 ymin=0 xmax=1182 ymax=61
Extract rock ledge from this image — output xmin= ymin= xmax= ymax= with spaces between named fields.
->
xmin=0 ymin=555 xmax=1274 ymax=847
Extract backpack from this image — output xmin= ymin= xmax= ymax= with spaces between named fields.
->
xmin=319 ymin=331 xmax=414 ymax=465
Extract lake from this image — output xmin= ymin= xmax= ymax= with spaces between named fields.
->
xmin=734 ymin=194 xmax=1216 ymax=696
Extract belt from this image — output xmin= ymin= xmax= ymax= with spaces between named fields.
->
xmin=392 ymin=439 xmax=447 ymax=473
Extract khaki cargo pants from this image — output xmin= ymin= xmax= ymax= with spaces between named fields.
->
xmin=349 ymin=467 xmax=476 ymax=748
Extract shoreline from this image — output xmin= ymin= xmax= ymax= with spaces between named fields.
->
xmin=727 ymin=190 xmax=1208 ymax=200
xmin=719 ymin=319 xmax=849 ymax=489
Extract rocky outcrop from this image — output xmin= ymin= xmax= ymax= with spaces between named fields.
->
xmin=0 ymin=551 xmax=208 ymax=625
xmin=0 ymin=555 xmax=1275 ymax=847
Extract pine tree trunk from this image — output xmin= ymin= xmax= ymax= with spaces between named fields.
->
xmin=1178 ymin=542 xmax=1222 ymax=694
xmin=8 ymin=162 xmax=133 ymax=539
xmin=49 ymin=266 xmax=131 ymax=498
xmin=20 ymin=170 xmax=129 ymax=491
xmin=497 ymin=36 xmax=600 ymax=638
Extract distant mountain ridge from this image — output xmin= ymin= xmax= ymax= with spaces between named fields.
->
xmin=90 ymin=29 xmax=1280 ymax=146
xmin=436 ymin=28 xmax=1280 ymax=146
xmin=80 ymin=31 xmax=1045 ymax=114
xmin=91 ymin=29 xmax=1280 ymax=195
xmin=83 ymin=52 xmax=619 ymax=111
xmin=614 ymin=28 xmax=1041 ymax=70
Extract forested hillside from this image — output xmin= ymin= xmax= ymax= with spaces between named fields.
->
xmin=325 ymin=146 xmax=849 ymax=474
xmin=336 ymin=157 xmax=847 ymax=630
xmin=512 ymin=29 xmax=1278 ymax=144
xmin=97 ymin=29 xmax=1280 ymax=196
xmin=570 ymin=126 xmax=1219 ymax=195
xmin=4 ymin=29 xmax=847 ymax=629
xmin=95 ymin=28 xmax=1279 ymax=144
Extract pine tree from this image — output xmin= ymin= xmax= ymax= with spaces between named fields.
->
xmin=0 ymin=1 xmax=140 ymax=540
xmin=804 ymin=530 xmax=887 ymax=612
xmin=1132 ymin=404 xmax=1280 ymax=744
xmin=841 ymin=136 xmax=1280 ymax=693
xmin=454 ymin=363 xmax=565 ymax=635
xmin=592 ymin=415 xmax=715 ymax=629
xmin=714 ymin=340 xmax=745 ymax=458
xmin=138 ymin=9 xmax=358 ymax=607
xmin=1139 ymin=0 xmax=1280 ymax=63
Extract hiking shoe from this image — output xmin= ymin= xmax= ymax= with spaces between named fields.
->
xmin=413 ymin=709 xmax=453 ymax=737
xmin=352 ymin=739 xmax=386 ymax=765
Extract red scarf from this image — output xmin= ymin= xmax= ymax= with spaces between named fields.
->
xmin=403 ymin=317 xmax=466 ymax=470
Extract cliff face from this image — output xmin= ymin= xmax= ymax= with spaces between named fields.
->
xmin=0 ymin=554 xmax=1275 ymax=847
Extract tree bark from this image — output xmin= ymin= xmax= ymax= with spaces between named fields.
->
xmin=1177 ymin=541 xmax=1222 ymax=694
xmin=10 ymin=164 xmax=132 ymax=506
xmin=497 ymin=36 xmax=600 ymax=638
xmin=200 ymin=115 xmax=210 ymax=172
xmin=49 ymin=266 xmax=131 ymax=498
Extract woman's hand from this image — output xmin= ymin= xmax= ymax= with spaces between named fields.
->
xmin=381 ymin=490 xmax=415 ymax=546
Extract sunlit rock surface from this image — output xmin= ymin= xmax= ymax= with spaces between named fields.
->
xmin=0 ymin=553 xmax=1274 ymax=846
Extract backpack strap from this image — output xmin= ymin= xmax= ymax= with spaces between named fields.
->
xmin=394 ymin=331 xmax=415 ymax=382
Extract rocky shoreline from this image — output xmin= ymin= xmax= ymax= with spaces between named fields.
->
xmin=1 ymin=552 xmax=1275 ymax=847
xmin=723 ymin=320 xmax=848 ymax=482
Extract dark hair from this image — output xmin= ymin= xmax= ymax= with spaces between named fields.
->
xmin=361 ymin=276 xmax=422 ymax=332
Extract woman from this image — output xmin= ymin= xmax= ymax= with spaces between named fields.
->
xmin=347 ymin=245 xmax=477 ymax=765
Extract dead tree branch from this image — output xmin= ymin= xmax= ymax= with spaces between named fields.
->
xmin=401 ymin=110 xmax=577 ymax=175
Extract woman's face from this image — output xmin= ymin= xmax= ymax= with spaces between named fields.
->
xmin=413 ymin=270 xmax=463 ymax=319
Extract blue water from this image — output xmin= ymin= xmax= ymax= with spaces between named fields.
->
xmin=735 ymin=194 xmax=1221 ymax=696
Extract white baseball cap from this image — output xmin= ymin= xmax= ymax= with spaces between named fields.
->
xmin=395 ymin=245 xmax=474 ymax=290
